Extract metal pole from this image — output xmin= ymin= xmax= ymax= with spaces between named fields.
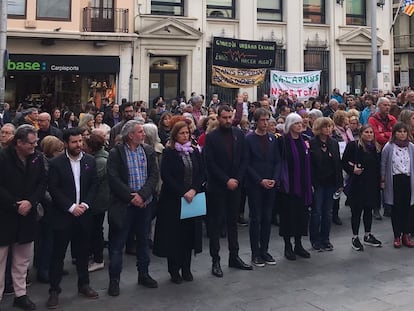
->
xmin=371 ymin=0 xmax=378 ymax=91
xmin=0 ymin=0 xmax=7 ymax=111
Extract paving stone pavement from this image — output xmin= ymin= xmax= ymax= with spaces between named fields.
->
xmin=2 ymin=199 xmax=414 ymax=311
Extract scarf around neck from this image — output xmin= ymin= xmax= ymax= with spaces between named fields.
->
xmin=175 ymin=141 xmax=194 ymax=155
xmin=287 ymin=133 xmax=312 ymax=206
xmin=394 ymin=139 xmax=409 ymax=148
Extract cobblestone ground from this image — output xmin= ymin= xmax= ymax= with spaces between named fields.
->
xmin=2 ymin=199 xmax=414 ymax=311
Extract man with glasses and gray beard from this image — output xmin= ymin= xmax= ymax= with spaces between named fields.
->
xmin=0 ymin=125 xmax=46 ymax=310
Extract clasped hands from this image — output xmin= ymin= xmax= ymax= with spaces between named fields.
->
xmin=131 ymin=192 xmax=146 ymax=208
xmin=260 ymin=179 xmax=276 ymax=189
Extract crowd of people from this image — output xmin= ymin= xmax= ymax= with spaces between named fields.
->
xmin=1 ymin=87 xmax=414 ymax=310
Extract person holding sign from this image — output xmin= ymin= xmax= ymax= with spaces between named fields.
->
xmin=153 ymin=120 xmax=205 ymax=284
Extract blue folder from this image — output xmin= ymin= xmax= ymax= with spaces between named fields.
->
xmin=180 ymin=192 xmax=206 ymax=219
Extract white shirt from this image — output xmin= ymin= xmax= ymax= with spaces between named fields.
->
xmin=242 ymin=101 xmax=249 ymax=117
xmin=392 ymin=145 xmax=410 ymax=176
xmin=66 ymin=151 xmax=89 ymax=213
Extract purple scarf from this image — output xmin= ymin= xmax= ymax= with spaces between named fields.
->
xmin=394 ymin=139 xmax=409 ymax=148
xmin=287 ymin=133 xmax=312 ymax=206
xmin=175 ymin=141 xmax=194 ymax=156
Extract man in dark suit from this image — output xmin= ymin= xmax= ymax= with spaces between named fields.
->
xmin=245 ymin=108 xmax=281 ymax=267
xmin=106 ymin=120 xmax=159 ymax=296
xmin=204 ymin=104 xmax=252 ymax=278
xmin=46 ymin=127 xmax=98 ymax=309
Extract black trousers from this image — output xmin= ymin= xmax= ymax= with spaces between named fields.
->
xmin=89 ymin=213 xmax=106 ymax=263
xmin=350 ymin=203 xmax=372 ymax=236
xmin=49 ymin=219 xmax=91 ymax=293
xmin=207 ymin=188 xmax=241 ymax=260
xmin=392 ymin=174 xmax=413 ymax=237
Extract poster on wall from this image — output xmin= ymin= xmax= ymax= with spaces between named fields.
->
xmin=212 ymin=37 xmax=276 ymax=69
xmin=270 ymin=70 xmax=321 ymax=100
xmin=212 ymin=65 xmax=267 ymax=88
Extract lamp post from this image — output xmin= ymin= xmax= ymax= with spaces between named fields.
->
xmin=371 ymin=0 xmax=378 ymax=91
xmin=0 ymin=0 xmax=7 ymax=111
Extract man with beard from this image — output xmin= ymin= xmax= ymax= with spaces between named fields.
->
xmin=46 ymin=127 xmax=98 ymax=309
xmin=108 ymin=102 xmax=136 ymax=149
xmin=204 ymin=105 xmax=252 ymax=278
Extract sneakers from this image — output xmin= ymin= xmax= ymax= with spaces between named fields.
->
xmin=394 ymin=237 xmax=402 ymax=248
xmin=363 ymin=234 xmax=382 ymax=247
xmin=311 ymin=242 xmax=323 ymax=252
xmin=322 ymin=241 xmax=334 ymax=251
xmin=88 ymin=261 xmax=105 ymax=272
xmin=261 ymin=253 xmax=276 ymax=265
xmin=238 ymin=215 xmax=248 ymax=227
xmin=352 ymin=237 xmax=364 ymax=251
xmin=251 ymin=256 xmax=265 ymax=267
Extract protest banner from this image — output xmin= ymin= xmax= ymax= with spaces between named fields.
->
xmin=270 ymin=70 xmax=321 ymax=100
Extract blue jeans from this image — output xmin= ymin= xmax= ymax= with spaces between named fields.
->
xmin=309 ymin=185 xmax=335 ymax=245
xmin=247 ymin=187 xmax=275 ymax=257
xmin=108 ymin=204 xmax=152 ymax=281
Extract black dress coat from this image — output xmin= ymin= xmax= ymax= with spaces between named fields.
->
xmin=48 ymin=152 xmax=98 ymax=230
xmin=153 ymin=148 xmax=205 ymax=257
xmin=0 ymin=147 xmax=47 ymax=246
xmin=106 ymin=143 xmax=159 ymax=230
xmin=309 ymin=136 xmax=343 ymax=189
xmin=204 ymin=126 xmax=247 ymax=192
xmin=342 ymin=141 xmax=381 ymax=208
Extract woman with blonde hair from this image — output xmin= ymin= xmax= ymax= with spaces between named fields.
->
xmin=398 ymin=109 xmax=414 ymax=141
xmin=342 ymin=124 xmax=382 ymax=251
xmin=78 ymin=113 xmax=95 ymax=131
xmin=309 ymin=117 xmax=343 ymax=251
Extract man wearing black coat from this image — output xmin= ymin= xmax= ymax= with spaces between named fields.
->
xmin=46 ymin=127 xmax=99 ymax=309
xmin=0 ymin=125 xmax=47 ymax=310
xmin=106 ymin=120 xmax=159 ymax=296
xmin=204 ymin=104 xmax=252 ymax=278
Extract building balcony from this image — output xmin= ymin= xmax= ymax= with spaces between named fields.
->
xmin=82 ymin=7 xmax=129 ymax=33
xmin=394 ymin=34 xmax=414 ymax=52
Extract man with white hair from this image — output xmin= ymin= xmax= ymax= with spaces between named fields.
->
xmin=106 ymin=120 xmax=159 ymax=296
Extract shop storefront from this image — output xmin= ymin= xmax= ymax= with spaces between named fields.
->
xmin=5 ymin=54 xmax=120 ymax=112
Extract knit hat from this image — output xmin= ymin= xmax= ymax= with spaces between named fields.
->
xmin=284 ymin=113 xmax=303 ymax=133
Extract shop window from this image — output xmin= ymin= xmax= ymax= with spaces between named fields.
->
xmin=37 ymin=0 xmax=71 ymax=20
xmin=257 ymin=0 xmax=282 ymax=22
xmin=346 ymin=0 xmax=366 ymax=26
xmin=151 ymin=0 xmax=184 ymax=16
xmin=207 ymin=0 xmax=235 ymax=19
xmin=8 ymin=0 xmax=26 ymax=18
xmin=303 ymin=0 xmax=325 ymax=24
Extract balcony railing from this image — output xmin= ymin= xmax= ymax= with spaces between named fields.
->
xmin=83 ymin=7 xmax=129 ymax=33
xmin=394 ymin=34 xmax=414 ymax=49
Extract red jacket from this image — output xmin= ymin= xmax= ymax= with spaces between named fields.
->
xmin=368 ymin=112 xmax=397 ymax=148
